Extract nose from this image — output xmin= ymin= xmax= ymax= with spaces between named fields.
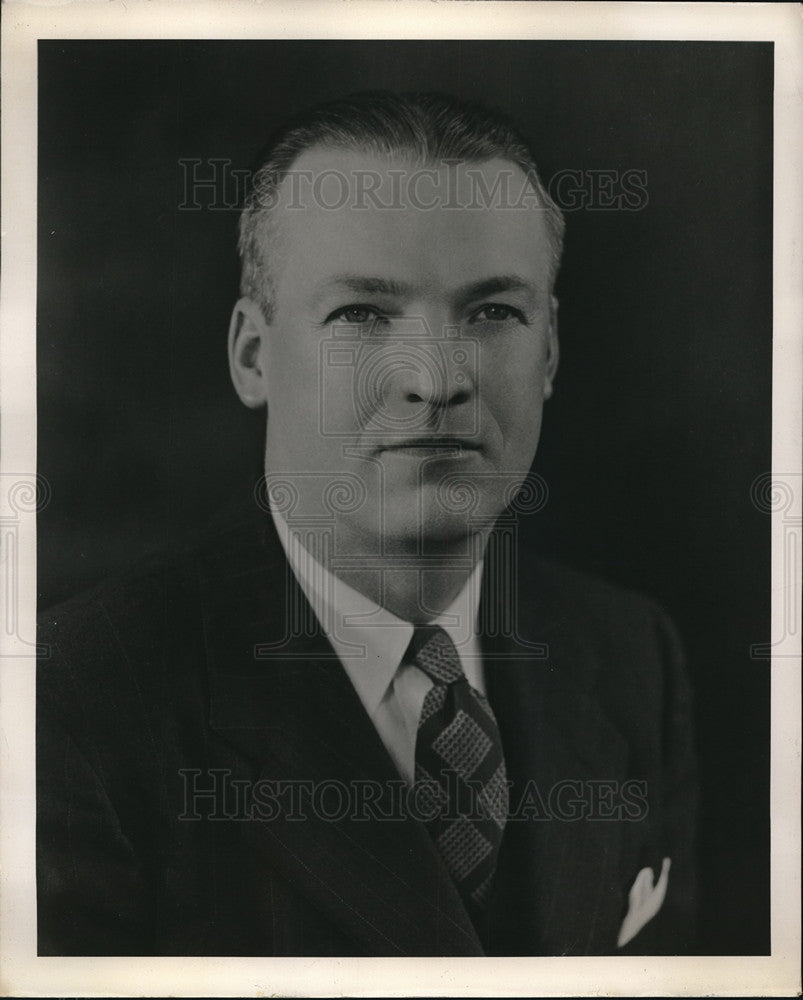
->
xmin=388 ymin=317 xmax=475 ymax=406
xmin=390 ymin=339 xmax=475 ymax=420
xmin=403 ymin=360 xmax=472 ymax=408
xmin=358 ymin=316 xmax=477 ymax=434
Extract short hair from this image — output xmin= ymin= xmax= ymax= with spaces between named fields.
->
xmin=238 ymin=91 xmax=565 ymax=321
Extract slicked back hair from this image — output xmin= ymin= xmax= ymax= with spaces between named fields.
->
xmin=237 ymin=91 xmax=565 ymax=322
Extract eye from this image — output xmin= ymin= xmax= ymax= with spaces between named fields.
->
xmin=326 ymin=305 xmax=388 ymax=325
xmin=470 ymin=303 xmax=526 ymax=324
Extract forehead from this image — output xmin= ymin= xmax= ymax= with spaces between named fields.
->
xmin=270 ymin=146 xmax=552 ymax=296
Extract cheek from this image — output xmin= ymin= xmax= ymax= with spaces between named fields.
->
xmin=480 ymin=336 xmax=548 ymax=433
xmin=265 ymin=327 xmax=365 ymax=460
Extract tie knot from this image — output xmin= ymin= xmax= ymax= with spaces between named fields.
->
xmin=406 ymin=625 xmax=464 ymax=685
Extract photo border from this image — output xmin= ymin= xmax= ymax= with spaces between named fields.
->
xmin=1 ymin=2 xmax=800 ymax=996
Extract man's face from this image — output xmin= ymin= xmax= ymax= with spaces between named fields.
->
xmin=233 ymin=146 xmax=558 ymax=554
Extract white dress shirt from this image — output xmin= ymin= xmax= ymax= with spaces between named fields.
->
xmin=271 ymin=508 xmax=485 ymax=784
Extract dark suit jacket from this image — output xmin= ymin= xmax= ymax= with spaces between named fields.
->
xmin=37 ymin=500 xmax=698 ymax=956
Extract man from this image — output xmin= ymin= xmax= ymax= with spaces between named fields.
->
xmin=37 ymin=91 xmax=697 ymax=956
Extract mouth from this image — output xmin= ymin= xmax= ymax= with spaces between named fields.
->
xmin=378 ymin=436 xmax=482 ymax=456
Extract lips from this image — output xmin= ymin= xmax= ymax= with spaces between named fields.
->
xmin=379 ymin=436 xmax=482 ymax=453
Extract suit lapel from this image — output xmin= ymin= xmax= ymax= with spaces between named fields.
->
xmin=197 ymin=504 xmax=483 ymax=956
xmin=195 ymin=506 xmax=629 ymax=955
xmin=480 ymin=530 xmax=629 ymax=955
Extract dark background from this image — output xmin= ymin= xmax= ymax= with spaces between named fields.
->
xmin=37 ymin=40 xmax=772 ymax=954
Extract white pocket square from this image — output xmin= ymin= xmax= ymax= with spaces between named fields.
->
xmin=617 ymin=857 xmax=671 ymax=948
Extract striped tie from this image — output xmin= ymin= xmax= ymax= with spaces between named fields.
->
xmin=410 ymin=625 xmax=509 ymax=912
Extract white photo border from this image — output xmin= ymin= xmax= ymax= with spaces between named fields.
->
xmin=1 ymin=2 xmax=800 ymax=996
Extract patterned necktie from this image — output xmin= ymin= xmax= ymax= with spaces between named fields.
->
xmin=410 ymin=625 xmax=509 ymax=913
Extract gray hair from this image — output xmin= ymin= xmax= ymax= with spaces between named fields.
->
xmin=238 ymin=91 xmax=565 ymax=321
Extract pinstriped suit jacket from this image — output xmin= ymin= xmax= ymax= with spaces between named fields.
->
xmin=37 ymin=499 xmax=698 ymax=955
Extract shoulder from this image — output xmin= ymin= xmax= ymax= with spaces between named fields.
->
xmin=517 ymin=554 xmax=681 ymax=656
xmin=38 ymin=499 xmax=281 ymax=708
xmin=39 ymin=550 xmax=197 ymax=674
xmin=514 ymin=556 xmax=690 ymax=738
xmin=37 ymin=556 xmax=200 ymax=764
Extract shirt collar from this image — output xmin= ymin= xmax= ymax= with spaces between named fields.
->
xmin=270 ymin=507 xmax=484 ymax=716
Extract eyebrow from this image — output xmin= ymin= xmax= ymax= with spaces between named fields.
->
xmin=314 ymin=273 xmax=538 ymax=306
xmin=452 ymin=275 xmax=537 ymax=308
xmin=315 ymin=275 xmax=415 ymax=301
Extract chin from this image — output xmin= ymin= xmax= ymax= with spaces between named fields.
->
xmin=379 ymin=491 xmax=498 ymax=554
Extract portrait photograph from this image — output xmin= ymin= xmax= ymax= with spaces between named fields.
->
xmin=0 ymin=3 xmax=800 ymax=997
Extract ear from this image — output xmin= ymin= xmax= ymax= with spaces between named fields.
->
xmin=228 ymin=297 xmax=270 ymax=409
xmin=543 ymin=294 xmax=560 ymax=400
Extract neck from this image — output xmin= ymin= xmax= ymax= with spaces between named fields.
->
xmin=279 ymin=516 xmax=490 ymax=623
